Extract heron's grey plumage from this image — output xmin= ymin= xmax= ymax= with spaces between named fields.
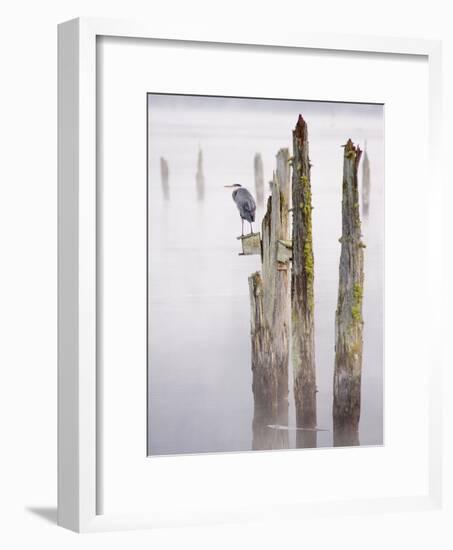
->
xmin=225 ymin=183 xmax=257 ymax=235
xmin=232 ymin=187 xmax=256 ymax=223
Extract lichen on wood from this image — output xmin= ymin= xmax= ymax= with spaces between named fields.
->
xmin=291 ymin=115 xmax=317 ymax=435
xmin=333 ymin=138 xmax=364 ymax=446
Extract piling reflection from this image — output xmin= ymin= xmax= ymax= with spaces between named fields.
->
xmin=252 ymin=401 xmax=320 ymax=450
xmin=252 ymin=399 xmax=289 ymax=450
xmin=333 ymin=423 xmax=360 ymax=447
xmin=296 ymin=429 xmax=317 ymax=449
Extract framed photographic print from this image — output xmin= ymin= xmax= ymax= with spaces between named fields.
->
xmin=58 ymin=18 xmax=443 ymax=532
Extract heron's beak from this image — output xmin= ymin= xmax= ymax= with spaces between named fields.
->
xmin=224 ymin=185 xmax=234 ymax=188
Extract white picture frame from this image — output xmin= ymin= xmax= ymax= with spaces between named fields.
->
xmin=58 ymin=17 xmax=443 ymax=532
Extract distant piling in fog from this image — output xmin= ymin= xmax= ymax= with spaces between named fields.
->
xmin=254 ymin=153 xmax=265 ymax=207
xmin=196 ymin=146 xmax=205 ymax=201
xmin=361 ymin=143 xmax=370 ymax=217
xmin=291 ymin=115 xmax=317 ymax=446
xmin=248 ymin=148 xmax=291 ymax=450
xmin=160 ymin=157 xmax=170 ymax=200
xmin=333 ymin=139 xmax=364 ymax=447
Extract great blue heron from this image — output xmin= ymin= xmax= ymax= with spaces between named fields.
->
xmin=225 ymin=184 xmax=256 ymax=236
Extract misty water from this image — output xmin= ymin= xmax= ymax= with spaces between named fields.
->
xmin=147 ymin=95 xmax=384 ymax=455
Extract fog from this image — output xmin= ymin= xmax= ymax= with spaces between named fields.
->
xmin=147 ymin=94 xmax=384 ymax=455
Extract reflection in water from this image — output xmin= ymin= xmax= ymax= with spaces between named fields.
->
xmin=296 ymin=429 xmax=317 ymax=449
xmin=333 ymin=424 xmax=360 ymax=447
xmin=253 ymin=417 xmax=322 ymax=450
xmin=252 ymin=400 xmax=289 ymax=450
xmin=196 ymin=146 xmax=205 ymax=201
xmin=160 ymin=157 xmax=170 ymax=200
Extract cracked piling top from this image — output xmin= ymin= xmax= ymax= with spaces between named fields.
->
xmin=343 ymin=138 xmax=363 ymax=168
xmin=294 ymin=114 xmax=308 ymax=141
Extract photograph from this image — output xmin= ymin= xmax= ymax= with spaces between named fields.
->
xmin=147 ymin=93 xmax=384 ymax=455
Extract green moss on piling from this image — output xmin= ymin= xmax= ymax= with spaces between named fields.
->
xmin=351 ymin=283 xmax=363 ymax=322
xmin=300 ymin=174 xmax=314 ymax=312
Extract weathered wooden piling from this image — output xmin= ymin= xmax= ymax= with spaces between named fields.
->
xmin=291 ymin=115 xmax=317 ymax=436
xmin=261 ymin=148 xmax=291 ymax=407
xmin=254 ymin=153 xmax=265 ymax=207
xmin=196 ymin=146 xmax=205 ymax=201
xmin=249 ymin=272 xmax=286 ymax=449
xmin=361 ymin=143 xmax=370 ymax=216
xmin=160 ymin=157 xmax=169 ymax=200
xmin=333 ymin=139 xmax=364 ymax=446
xmin=248 ymin=148 xmax=291 ymax=450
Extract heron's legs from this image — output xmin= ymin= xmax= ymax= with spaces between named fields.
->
xmin=241 ymin=219 xmax=244 ymax=236
xmin=250 ymin=222 xmax=254 ymax=235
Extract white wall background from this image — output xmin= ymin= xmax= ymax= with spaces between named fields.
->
xmin=0 ymin=0 xmax=451 ymax=548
